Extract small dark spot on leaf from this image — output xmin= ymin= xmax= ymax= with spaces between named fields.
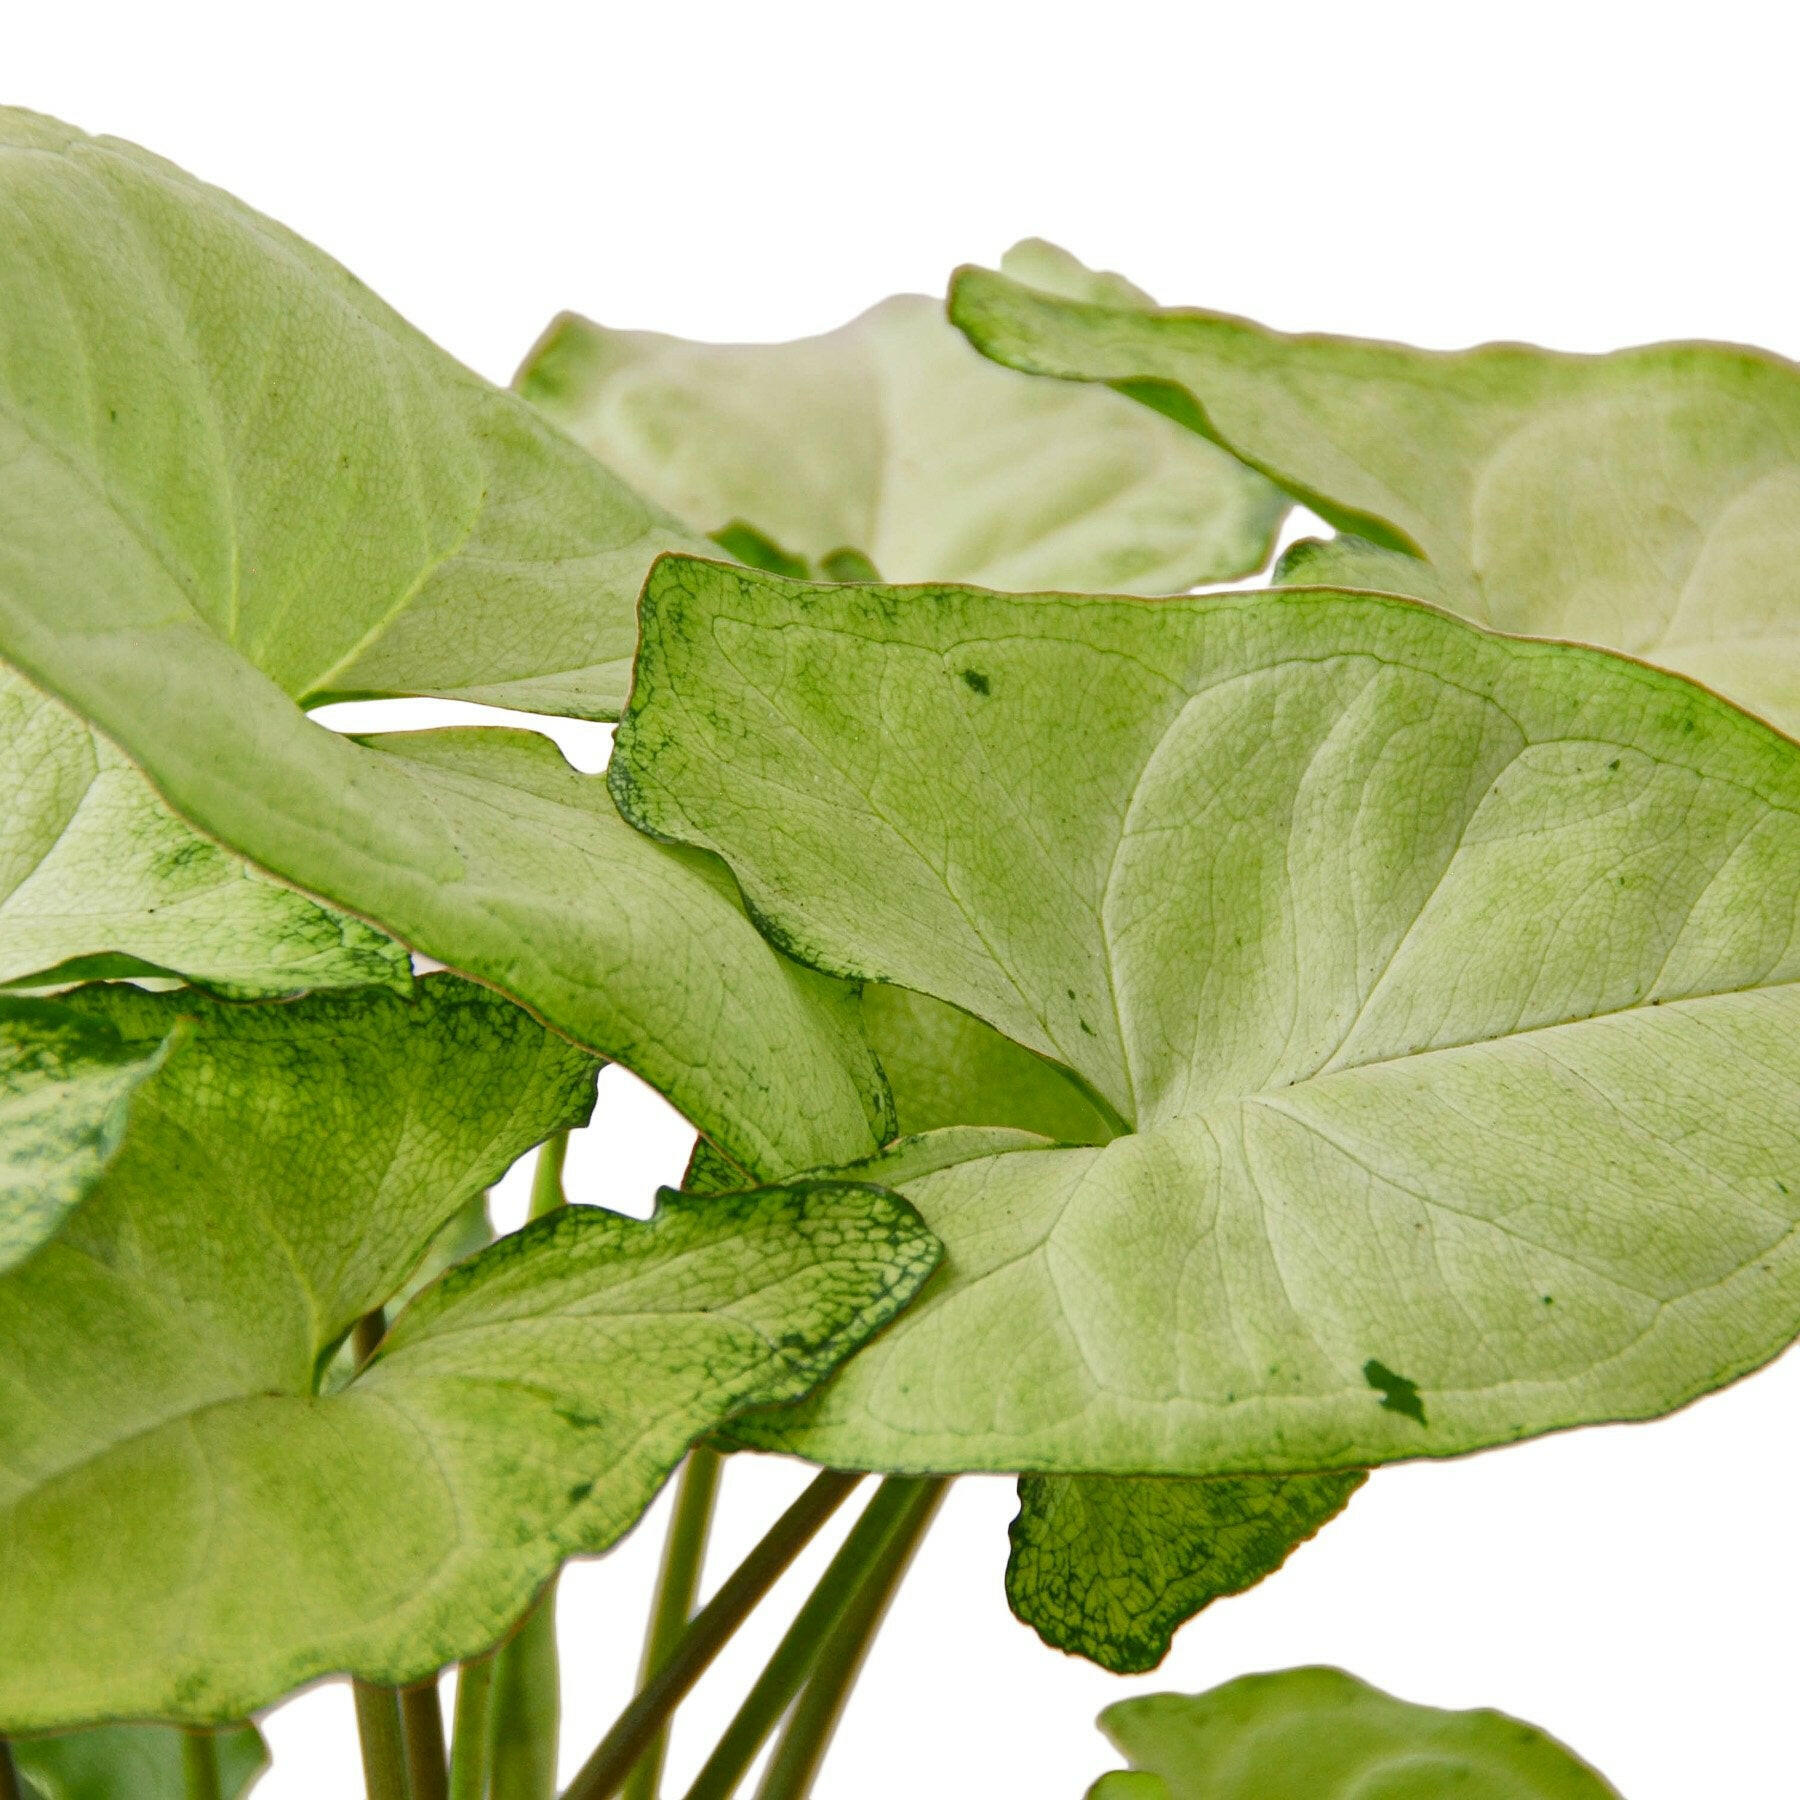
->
xmin=1608 ymin=758 xmax=1620 ymax=771
xmin=568 ymin=1480 xmax=593 ymax=1505
xmin=1779 ymin=1181 xmax=1790 ymax=1196
xmin=108 ymin=407 xmax=118 ymax=424
xmin=1363 ymin=1358 xmax=1427 ymax=1426
xmin=1541 ymin=1294 xmax=1554 ymax=1306
xmin=1078 ymin=1018 xmax=1095 ymax=1036
xmin=961 ymin=668 xmax=991 ymax=695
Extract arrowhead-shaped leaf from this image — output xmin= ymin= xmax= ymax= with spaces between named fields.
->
xmin=950 ymin=260 xmax=1800 ymax=736
xmin=0 ymin=111 xmax=887 ymax=1179
xmin=0 ymin=107 xmax=693 ymax=720
xmin=617 ymin=560 xmax=1800 ymax=1475
xmin=0 ymin=977 xmax=937 ymax=1729
xmin=516 ymin=250 xmax=1283 ymax=596
xmin=1007 ymin=1472 xmax=1363 ymax=1673
xmin=0 ymin=668 xmax=408 ymax=998
xmin=861 ymin=982 xmax=1354 ymax=1667
xmin=13 ymin=1723 xmax=267 ymax=1800
xmin=1096 ymin=1668 xmax=1623 ymax=1799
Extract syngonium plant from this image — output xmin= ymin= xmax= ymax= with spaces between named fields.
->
xmin=0 ymin=105 xmax=1791 ymax=1800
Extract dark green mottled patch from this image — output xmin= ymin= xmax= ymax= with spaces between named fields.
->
xmin=1008 ymin=1470 xmax=1364 ymax=1673
xmin=1363 ymin=1359 xmax=1427 ymax=1426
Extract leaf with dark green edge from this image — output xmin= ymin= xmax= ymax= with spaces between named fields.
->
xmin=0 ymin=977 xmax=938 ymax=1729
xmin=862 ymin=984 xmax=1115 ymax=1144
xmin=1007 ymin=1471 xmax=1364 ymax=1673
xmin=0 ymin=110 xmax=886 ymax=1181
xmin=0 ymin=107 xmax=703 ymax=723
xmin=617 ymin=559 xmax=1800 ymax=1477
xmin=1097 ymin=1667 xmax=1624 ymax=1799
xmin=515 ymin=249 xmax=1284 ymax=597
xmin=0 ymin=995 xmax=175 ymax=1273
xmin=13 ymin=1722 xmax=267 ymax=1800
xmin=684 ymin=1134 xmax=752 ymax=1196
xmin=951 ymin=262 xmax=1800 ymax=737
xmin=0 ymin=667 xmax=409 ymax=999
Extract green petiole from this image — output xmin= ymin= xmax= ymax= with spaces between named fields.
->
xmin=755 ymin=1479 xmax=949 ymax=1800
xmin=681 ymin=1476 xmax=945 ymax=1800
xmin=622 ymin=1445 xmax=724 ymax=1800
xmin=561 ymin=1470 xmax=861 ymax=1800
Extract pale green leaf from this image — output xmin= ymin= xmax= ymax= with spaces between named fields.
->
xmin=618 ymin=561 xmax=1800 ymax=1475
xmin=0 ymin=995 xmax=173 ymax=1273
xmin=0 ymin=977 xmax=937 ymax=1728
xmin=0 ymin=107 xmax=697 ymax=720
xmin=13 ymin=1722 xmax=266 ymax=1800
xmin=998 ymin=239 xmax=1156 ymax=309
xmin=1097 ymin=1668 xmax=1623 ymax=1799
xmin=1008 ymin=1471 xmax=1363 ymax=1673
xmin=0 ymin=109 xmax=886 ymax=1179
xmin=0 ymin=667 xmax=408 ymax=998
xmin=951 ymin=263 xmax=1800 ymax=736
xmin=516 ymin=257 xmax=1283 ymax=596
xmin=862 ymin=985 xmax=1115 ymax=1145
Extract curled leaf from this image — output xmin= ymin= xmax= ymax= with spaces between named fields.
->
xmin=951 ymin=259 xmax=1800 ymax=736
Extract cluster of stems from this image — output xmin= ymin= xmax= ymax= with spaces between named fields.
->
xmin=346 ymin=1135 xmax=948 ymax=1800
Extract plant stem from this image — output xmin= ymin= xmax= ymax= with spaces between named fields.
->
xmin=622 ymin=1445 xmax=724 ymax=1800
xmin=531 ymin=1131 xmax=570 ymax=1217
xmin=680 ymin=1477 xmax=939 ymax=1800
xmin=491 ymin=1586 xmax=560 ymax=1800
xmin=350 ymin=1297 xmax=411 ymax=1800
xmin=449 ymin=1652 xmax=496 ymax=1800
xmin=483 ymin=1141 xmax=572 ymax=1798
xmin=402 ymin=1679 xmax=450 ymax=1800
xmin=560 ymin=1470 xmax=861 ymax=1800
xmin=755 ymin=1480 xmax=948 ymax=1800
xmin=181 ymin=1726 xmax=224 ymax=1800
xmin=355 ymin=1679 xmax=413 ymax=1800
xmin=0 ymin=1740 xmax=23 ymax=1800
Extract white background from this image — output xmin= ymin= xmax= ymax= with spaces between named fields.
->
xmin=14 ymin=5 xmax=1800 ymax=1795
